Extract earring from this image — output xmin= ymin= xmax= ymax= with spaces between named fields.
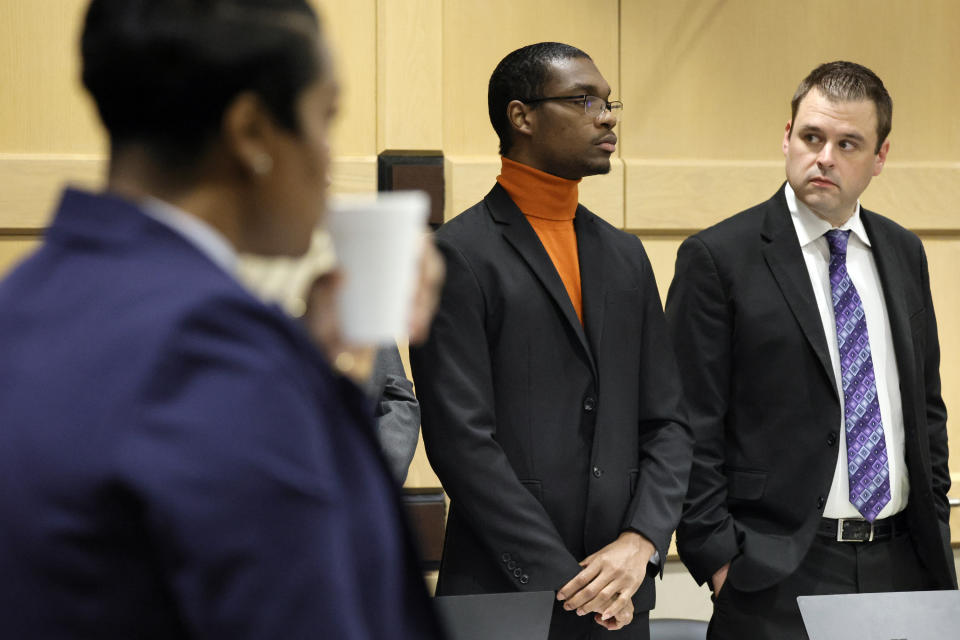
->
xmin=251 ymin=154 xmax=273 ymax=175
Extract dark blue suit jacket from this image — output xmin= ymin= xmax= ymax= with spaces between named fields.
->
xmin=0 ymin=189 xmax=443 ymax=639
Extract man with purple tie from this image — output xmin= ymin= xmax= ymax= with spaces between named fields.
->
xmin=666 ymin=61 xmax=956 ymax=639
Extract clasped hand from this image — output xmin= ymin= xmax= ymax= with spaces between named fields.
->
xmin=556 ymin=531 xmax=655 ymax=631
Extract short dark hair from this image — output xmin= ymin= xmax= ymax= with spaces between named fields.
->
xmin=81 ymin=0 xmax=322 ymax=168
xmin=791 ymin=61 xmax=892 ymax=153
xmin=487 ymin=42 xmax=591 ymax=155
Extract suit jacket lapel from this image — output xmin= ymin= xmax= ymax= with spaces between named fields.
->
xmin=861 ymin=211 xmax=917 ymax=417
xmin=484 ymin=185 xmax=597 ymax=378
xmin=575 ymin=208 xmax=606 ymax=368
xmin=760 ymin=188 xmax=839 ymax=400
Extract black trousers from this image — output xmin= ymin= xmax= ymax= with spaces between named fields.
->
xmin=708 ymin=529 xmax=936 ymax=640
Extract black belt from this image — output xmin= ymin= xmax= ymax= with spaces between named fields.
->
xmin=817 ymin=512 xmax=909 ymax=542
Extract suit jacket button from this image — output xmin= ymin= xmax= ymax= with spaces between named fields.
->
xmin=520 ymin=575 xmax=529 ymax=585
xmin=583 ymin=397 xmax=596 ymax=412
xmin=501 ymin=552 xmax=511 ymax=563
xmin=592 ymin=466 xmax=603 ymax=478
xmin=817 ymin=496 xmax=826 ymax=509
xmin=827 ymin=433 xmax=837 ymax=446
xmin=513 ymin=568 xmax=522 ymax=578
xmin=507 ymin=560 xmax=516 ymax=570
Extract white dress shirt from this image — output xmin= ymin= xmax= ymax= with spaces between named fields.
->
xmin=141 ymin=196 xmax=238 ymax=276
xmin=785 ymin=183 xmax=907 ymax=520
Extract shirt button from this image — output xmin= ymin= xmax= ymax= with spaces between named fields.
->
xmin=501 ymin=552 xmax=511 ymax=563
xmin=817 ymin=496 xmax=826 ymax=509
xmin=827 ymin=433 xmax=837 ymax=446
xmin=513 ymin=568 xmax=522 ymax=578
xmin=520 ymin=574 xmax=529 ymax=585
xmin=592 ymin=466 xmax=603 ymax=478
xmin=507 ymin=560 xmax=516 ymax=570
xmin=583 ymin=397 xmax=596 ymax=412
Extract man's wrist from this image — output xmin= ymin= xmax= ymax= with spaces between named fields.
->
xmin=619 ymin=530 xmax=655 ymax=556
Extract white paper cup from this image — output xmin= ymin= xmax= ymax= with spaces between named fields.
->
xmin=326 ymin=190 xmax=429 ymax=345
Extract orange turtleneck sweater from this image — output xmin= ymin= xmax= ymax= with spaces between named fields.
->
xmin=496 ymin=156 xmax=583 ymax=324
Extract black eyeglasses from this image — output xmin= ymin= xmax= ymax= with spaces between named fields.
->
xmin=521 ymin=94 xmax=623 ymax=120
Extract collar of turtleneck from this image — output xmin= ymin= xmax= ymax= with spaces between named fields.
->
xmin=496 ymin=156 xmax=580 ymax=220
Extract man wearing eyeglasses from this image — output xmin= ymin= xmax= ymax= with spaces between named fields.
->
xmin=411 ymin=42 xmax=692 ymax=639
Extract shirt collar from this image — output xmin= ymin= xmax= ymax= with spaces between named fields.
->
xmin=784 ymin=182 xmax=870 ymax=249
xmin=140 ymin=196 xmax=238 ymax=274
xmin=496 ymin=156 xmax=580 ymax=221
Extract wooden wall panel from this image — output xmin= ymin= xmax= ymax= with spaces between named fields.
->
xmin=635 ymin=235 xmax=684 ymax=307
xmin=0 ymin=155 xmax=374 ymax=233
xmin=313 ymin=0 xmax=377 ymax=157
xmin=0 ymin=1 xmax=378 ymax=237
xmin=0 ymin=1 xmax=377 ymax=160
xmin=619 ymin=0 xmax=960 ymax=162
xmin=0 ymin=154 xmax=105 ymax=230
xmin=443 ymin=156 xmax=500 ymax=222
xmin=377 ymin=0 xmax=443 ymax=151
xmin=618 ymin=0 xmax=960 ymax=233
xmin=0 ymin=1 xmax=103 ymax=154
xmin=922 ymin=238 xmax=960 ymax=491
xmin=625 ymin=160 xmax=785 ymax=231
xmin=625 ymin=161 xmax=960 ymax=232
xmin=0 ymin=237 xmax=40 ymax=276
xmin=442 ymin=0 xmax=621 ymax=157
xmin=580 ymin=160 xmax=625 ymax=229
xmin=860 ymin=166 xmax=960 ymax=231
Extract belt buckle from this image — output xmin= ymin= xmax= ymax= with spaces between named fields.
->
xmin=837 ymin=518 xmax=874 ymax=542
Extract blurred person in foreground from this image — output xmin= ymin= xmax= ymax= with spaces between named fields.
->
xmin=0 ymin=1 xmax=445 ymax=638
xmin=237 ymin=234 xmax=423 ymax=485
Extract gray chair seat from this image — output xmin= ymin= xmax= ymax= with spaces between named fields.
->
xmin=649 ymin=618 xmax=709 ymax=640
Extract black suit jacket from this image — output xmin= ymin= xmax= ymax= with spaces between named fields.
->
xmin=666 ymin=185 xmax=956 ymax=593
xmin=411 ymin=184 xmax=692 ymax=637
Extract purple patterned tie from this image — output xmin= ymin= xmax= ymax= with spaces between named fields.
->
xmin=825 ymin=229 xmax=890 ymax=522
